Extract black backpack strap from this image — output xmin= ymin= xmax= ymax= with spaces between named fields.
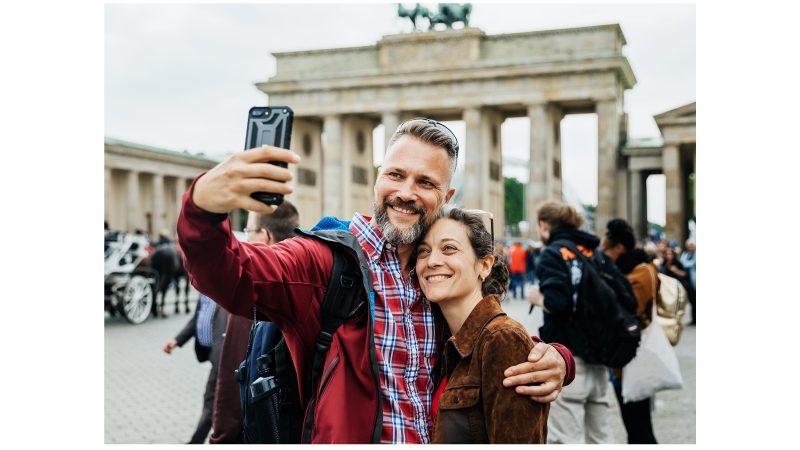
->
xmin=301 ymin=244 xmax=365 ymax=443
xmin=234 ymin=306 xmax=260 ymax=384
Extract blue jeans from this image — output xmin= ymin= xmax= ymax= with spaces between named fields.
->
xmin=510 ymin=273 xmax=525 ymax=298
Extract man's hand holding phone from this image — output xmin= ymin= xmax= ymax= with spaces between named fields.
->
xmin=192 ymin=145 xmax=301 ymax=215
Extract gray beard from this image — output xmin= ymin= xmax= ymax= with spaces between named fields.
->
xmin=373 ymin=201 xmax=426 ymax=246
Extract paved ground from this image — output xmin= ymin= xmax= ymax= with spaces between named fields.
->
xmin=105 ymin=284 xmax=695 ymax=444
xmin=502 ymin=289 xmax=696 ymax=444
xmin=105 ymin=288 xmax=210 ymax=444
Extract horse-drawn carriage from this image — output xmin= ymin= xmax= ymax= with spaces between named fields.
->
xmin=104 ymin=233 xmax=159 ymax=324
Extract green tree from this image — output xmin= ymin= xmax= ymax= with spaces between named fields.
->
xmin=504 ymin=176 xmax=524 ymax=236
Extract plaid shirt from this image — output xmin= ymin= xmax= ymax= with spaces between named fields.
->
xmin=350 ymin=213 xmax=437 ymax=444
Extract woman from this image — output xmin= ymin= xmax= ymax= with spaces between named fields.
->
xmin=527 ymin=201 xmax=614 ymax=444
xmin=416 ymin=207 xmax=549 ymax=443
xmin=660 ymin=247 xmax=694 ymax=300
xmin=605 ymin=220 xmax=660 ymax=444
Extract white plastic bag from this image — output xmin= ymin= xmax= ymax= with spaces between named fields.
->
xmin=621 ymin=302 xmax=684 ymax=403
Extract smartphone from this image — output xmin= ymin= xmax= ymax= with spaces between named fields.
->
xmin=244 ymin=106 xmax=294 ymax=205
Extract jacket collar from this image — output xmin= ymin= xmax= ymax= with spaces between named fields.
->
xmin=447 ymin=294 xmax=506 ymax=358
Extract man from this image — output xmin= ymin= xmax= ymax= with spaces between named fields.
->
xmin=525 ymin=244 xmax=538 ymax=286
xmin=679 ymin=239 xmax=696 ymax=325
xmin=209 ymin=202 xmax=300 ymax=444
xmin=508 ymin=241 xmax=527 ymax=299
xmin=162 ymin=292 xmax=227 ymax=444
xmin=178 ymin=119 xmax=574 ymax=443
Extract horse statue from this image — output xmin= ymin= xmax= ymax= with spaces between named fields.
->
xmin=140 ymin=243 xmax=191 ymax=318
xmin=397 ymin=3 xmax=431 ymax=31
xmin=428 ymin=3 xmax=472 ymax=29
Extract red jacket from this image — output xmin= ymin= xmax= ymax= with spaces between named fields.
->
xmin=178 ymin=184 xmax=381 ymax=443
xmin=509 ymin=244 xmax=527 ymax=274
xmin=178 ymin=179 xmax=574 ymax=443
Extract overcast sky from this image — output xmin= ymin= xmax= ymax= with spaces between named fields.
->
xmin=105 ymin=2 xmax=695 ymax=225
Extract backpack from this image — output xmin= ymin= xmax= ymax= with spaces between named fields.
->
xmin=234 ymin=244 xmax=364 ymax=444
xmin=552 ymin=240 xmax=641 ymax=368
xmin=654 ymin=272 xmax=688 ymax=346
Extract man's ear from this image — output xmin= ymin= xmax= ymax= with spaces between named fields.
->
xmin=445 ymin=187 xmax=456 ymax=203
xmin=264 ymin=229 xmax=274 ymax=245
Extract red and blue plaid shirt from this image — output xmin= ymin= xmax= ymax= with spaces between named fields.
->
xmin=350 ymin=213 xmax=437 ymax=444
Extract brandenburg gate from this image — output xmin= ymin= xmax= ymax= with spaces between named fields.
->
xmin=258 ymin=25 xmax=636 ymax=237
xmin=257 ymin=25 xmax=636 ymax=236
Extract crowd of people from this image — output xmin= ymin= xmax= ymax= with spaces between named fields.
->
xmin=525 ymin=205 xmax=694 ymax=444
xmin=494 ymin=231 xmax=696 ymax=329
xmin=138 ymin=117 xmax=694 ymax=444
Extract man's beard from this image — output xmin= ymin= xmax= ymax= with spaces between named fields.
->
xmin=373 ymin=197 xmax=429 ymax=246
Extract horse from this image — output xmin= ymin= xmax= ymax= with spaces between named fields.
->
xmin=428 ymin=3 xmax=472 ymax=29
xmin=398 ymin=3 xmax=431 ymax=31
xmin=146 ymin=243 xmax=192 ymax=318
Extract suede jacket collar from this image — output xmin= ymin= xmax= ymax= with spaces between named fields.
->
xmin=446 ymin=295 xmax=506 ymax=359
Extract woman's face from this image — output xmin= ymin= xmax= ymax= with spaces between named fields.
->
xmin=415 ymin=218 xmax=492 ymax=304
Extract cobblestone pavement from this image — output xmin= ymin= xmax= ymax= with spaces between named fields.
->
xmin=105 ymin=289 xmax=210 ymax=444
xmin=503 ymin=285 xmax=696 ymax=444
xmin=105 ymin=284 xmax=695 ymax=444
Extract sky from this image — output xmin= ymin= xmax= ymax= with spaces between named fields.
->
xmin=105 ymin=2 xmax=695 ymax=225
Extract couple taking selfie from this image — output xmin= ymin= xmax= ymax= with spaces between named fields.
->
xmin=176 ymin=118 xmax=576 ymax=443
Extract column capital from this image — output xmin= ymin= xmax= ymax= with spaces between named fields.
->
xmin=462 ymin=107 xmax=481 ymax=126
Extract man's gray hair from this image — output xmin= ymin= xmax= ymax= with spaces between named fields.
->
xmin=387 ymin=119 xmax=458 ymax=175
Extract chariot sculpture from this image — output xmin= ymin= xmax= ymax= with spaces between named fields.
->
xmin=398 ymin=3 xmax=472 ymax=31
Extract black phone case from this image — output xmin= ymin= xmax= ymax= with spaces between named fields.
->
xmin=244 ymin=106 xmax=294 ymax=205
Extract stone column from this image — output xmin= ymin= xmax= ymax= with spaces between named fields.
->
xmin=462 ymin=107 xmax=483 ymax=211
xmin=349 ymin=116 xmax=376 ymax=217
xmin=290 ymin=118 xmax=324 ymax=229
xmin=596 ymin=99 xmax=621 ymax=235
xmin=152 ymin=173 xmax=165 ymax=235
xmin=105 ymin=167 xmax=113 ymax=227
xmin=487 ymin=110 xmax=505 ymax=236
xmin=322 ymin=114 xmax=344 ymax=217
xmin=381 ymin=111 xmax=400 ymax=155
xmin=527 ymin=103 xmax=561 ymax=238
xmin=629 ymin=169 xmax=646 ymax=240
xmin=175 ymin=177 xmax=185 ymax=217
xmin=126 ymin=170 xmax=141 ymax=232
xmin=461 ymin=108 xmax=505 ymax=233
xmin=663 ymin=144 xmax=685 ymax=244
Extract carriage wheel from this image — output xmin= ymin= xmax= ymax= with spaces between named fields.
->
xmin=120 ymin=275 xmax=154 ymax=324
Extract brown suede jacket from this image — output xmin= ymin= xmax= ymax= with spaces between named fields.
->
xmin=432 ymin=295 xmax=549 ymax=444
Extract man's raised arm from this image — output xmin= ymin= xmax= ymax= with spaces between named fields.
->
xmin=177 ymin=146 xmax=311 ymax=320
